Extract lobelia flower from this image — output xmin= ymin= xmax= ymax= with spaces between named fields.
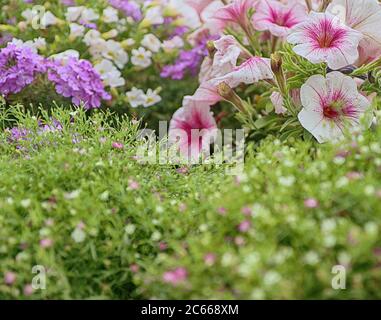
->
xmin=287 ymin=12 xmax=363 ymax=70
xmin=169 ymin=98 xmax=217 ymax=160
xmin=253 ymin=0 xmax=307 ymax=37
xmin=47 ymin=57 xmax=111 ymax=109
xmin=326 ymin=0 xmax=381 ymax=49
xmin=0 ymin=43 xmax=46 ymax=96
xmin=298 ymin=72 xmax=371 ymax=143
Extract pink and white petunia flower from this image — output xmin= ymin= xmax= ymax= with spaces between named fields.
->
xmin=287 ymin=12 xmax=363 ymax=70
xmin=326 ymin=0 xmax=381 ymax=49
xmin=185 ymin=0 xmax=216 ymax=17
xmin=212 ymin=35 xmax=242 ymax=77
xmin=169 ymin=99 xmax=217 ymax=160
xmin=211 ymin=56 xmax=273 ymax=88
xmin=253 ymin=0 xmax=307 ymax=37
xmin=298 ymin=72 xmax=371 ymax=143
xmin=212 ymin=0 xmax=256 ymax=30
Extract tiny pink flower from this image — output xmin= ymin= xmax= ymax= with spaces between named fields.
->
xmin=241 ymin=206 xmax=253 ymax=216
xmin=130 ymin=264 xmax=140 ymax=273
xmin=179 ymin=202 xmax=187 ymax=212
xmin=253 ymin=0 xmax=307 ymax=37
xmin=298 ymin=72 xmax=371 ymax=143
xmin=304 ymin=198 xmax=319 ymax=208
xmin=163 ymin=267 xmax=188 ymax=285
xmin=40 ymin=238 xmax=53 ymax=248
xmin=159 ymin=242 xmax=168 ymax=251
xmin=234 ymin=236 xmax=246 ymax=246
xmin=23 ymin=284 xmax=34 ymax=296
xmin=112 ymin=142 xmax=124 ymax=149
xmin=287 ymin=12 xmax=362 ymax=70
xmin=128 ymin=179 xmax=140 ymax=190
xmin=238 ymin=220 xmax=251 ymax=232
xmin=217 ymin=207 xmax=227 ymax=215
xmin=204 ymin=253 xmax=216 ymax=266
xmin=169 ymin=99 xmax=217 ymax=161
xmin=176 ymin=167 xmax=189 ymax=174
xmin=4 ymin=272 xmax=16 ymax=285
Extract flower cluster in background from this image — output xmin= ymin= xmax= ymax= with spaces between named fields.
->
xmin=0 ymin=0 xmax=221 ymax=115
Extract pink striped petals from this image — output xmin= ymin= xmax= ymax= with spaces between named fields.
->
xmin=327 ymin=0 xmax=381 ymax=48
xmin=298 ymin=72 xmax=371 ymax=143
xmin=212 ymin=56 xmax=273 ymax=88
xmin=169 ymin=99 xmax=217 ymax=160
xmin=212 ymin=0 xmax=256 ymax=30
xmin=253 ymin=0 xmax=307 ymax=37
xmin=287 ymin=12 xmax=363 ymax=70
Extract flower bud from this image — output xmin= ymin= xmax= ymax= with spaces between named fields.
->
xmin=217 ymin=82 xmax=245 ymax=113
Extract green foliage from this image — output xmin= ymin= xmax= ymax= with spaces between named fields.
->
xmin=1 ymin=106 xmax=381 ymax=299
xmin=280 ymin=44 xmax=326 ymax=89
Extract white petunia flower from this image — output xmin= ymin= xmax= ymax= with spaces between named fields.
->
xmin=298 ymin=72 xmax=372 ymax=143
xmin=126 ymin=87 xmax=146 ymax=108
xmin=66 ymin=6 xmax=85 ymax=22
xmin=83 ymin=29 xmax=102 ymax=46
xmin=50 ymin=49 xmax=80 ymax=64
xmin=141 ymin=34 xmax=161 ymax=53
xmin=94 ymin=59 xmax=126 ymax=88
xmin=41 ymin=11 xmax=58 ymax=27
xmin=102 ymin=40 xmax=129 ymax=69
xmin=103 ymin=6 xmax=119 ymax=23
xmin=69 ymin=23 xmax=85 ymax=39
xmin=131 ymin=47 xmax=152 ymax=68
xmin=143 ymin=6 xmax=164 ymax=26
xmin=143 ymin=89 xmax=162 ymax=107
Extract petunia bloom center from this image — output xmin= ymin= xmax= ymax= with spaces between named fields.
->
xmin=270 ymin=8 xmax=295 ymax=27
xmin=308 ymin=19 xmax=347 ymax=49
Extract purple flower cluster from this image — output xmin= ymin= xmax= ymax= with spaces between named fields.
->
xmin=48 ymin=57 xmax=111 ymax=109
xmin=108 ymin=0 xmax=142 ymax=21
xmin=0 ymin=43 xmax=46 ymax=96
xmin=160 ymin=36 xmax=211 ymax=80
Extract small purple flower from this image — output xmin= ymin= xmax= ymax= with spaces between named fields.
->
xmin=4 ymin=272 xmax=16 ymax=285
xmin=108 ymin=0 xmax=142 ymax=21
xmin=48 ymin=57 xmax=111 ymax=109
xmin=304 ymin=198 xmax=319 ymax=209
xmin=163 ymin=267 xmax=188 ymax=285
xmin=160 ymin=34 xmax=213 ymax=80
xmin=0 ymin=43 xmax=46 ymax=96
xmin=112 ymin=141 xmax=124 ymax=149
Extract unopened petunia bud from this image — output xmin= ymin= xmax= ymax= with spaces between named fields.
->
xmin=217 ymin=82 xmax=245 ymax=113
xmin=206 ymin=41 xmax=216 ymax=58
xmin=271 ymin=53 xmax=287 ymax=95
